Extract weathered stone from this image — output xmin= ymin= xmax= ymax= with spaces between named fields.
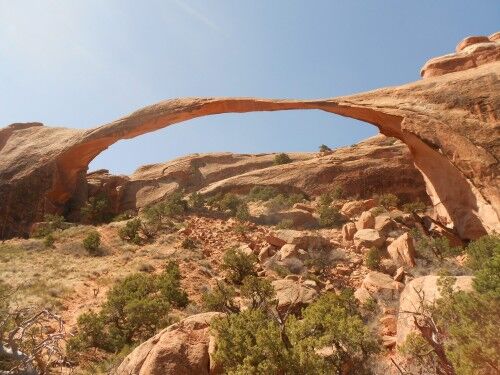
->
xmin=355 ymin=271 xmax=404 ymax=306
xmin=342 ymin=222 xmax=357 ymax=241
xmin=278 ymin=244 xmax=298 ymax=260
xmin=396 ymin=276 xmax=473 ymax=346
xmin=356 ymin=211 xmax=375 ymax=230
xmin=387 ymin=233 xmax=416 ymax=268
xmin=341 ymin=199 xmax=377 ymax=218
xmin=116 ymin=312 xmax=223 ymax=375
xmin=272 ymin=279 xmax=318 ymax=313
xmin=353 ymin=229 xmax=385 ymax=248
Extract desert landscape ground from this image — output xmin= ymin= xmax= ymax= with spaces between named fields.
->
xmin=0 ymin=13 xmax=499 ymax=375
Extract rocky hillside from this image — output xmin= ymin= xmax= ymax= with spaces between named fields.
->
xmin=84 ymin=135 xmax=428 ymax=216
xmin=0 ymin=33 xmax=498 ymax=375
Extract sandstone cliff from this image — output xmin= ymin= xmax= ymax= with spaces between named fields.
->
xmin=84 ymin=135 xmax=428 ymax=216
xmin=0 ymin=33 xmax=498 ymax=239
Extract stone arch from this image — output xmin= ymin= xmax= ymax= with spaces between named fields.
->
xmin=0 ymin=63 xmax=498 ymax=240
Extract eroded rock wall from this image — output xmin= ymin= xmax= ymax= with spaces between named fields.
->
xmin=0 ymin=34 xmax=498 ymax=239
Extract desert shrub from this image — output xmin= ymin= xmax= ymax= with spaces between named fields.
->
xmin=365 ymin=248 xmax=381 ymax=270
xmin=273 ymin=153 xmax=292 ymax=165
xmin=267 ymin=193 xmax=305 ymax=211
xmin=118 ymin=218 xmax=143 ymax=244
xmin=112 ymin=210 xmax=136 ymax=222
xmin=69 ymin=262 xmax=188 ymax=354
xmin=248 ymin=186 xmax=280 ymax=201
xmin=378 ymin=193 xmax=399 ymax=209
xmin=233 ymin=223 xmax=248 ymax=235
xmin=143 ymin=191 xmax=187 ymax=225
xmin=371 ymin=206 xmax=386 ymax=216
xmin=240 ymin=276 xmax=275 ymax=310
xmin=410 ymin=229 xmax=462 ymax=261
xmin=318 ymin=205 xmax=343 ymax=228
xmin=319 ymin=144 xmax=332 ymax=152
xmin=181 ymin=237 xmax=197 ymax=249
xmin=304 ymin=248 xmax=334 ymax=276
xmin=211 ymin=291 xmax=378 ymax=375
xmin=276 ymin=218 xmax=294 ymax=229
xmin=432 ymin=278 xmax=499 ymax=375
xmin=473 ymin=249 xmax=500 ymax=297
xmin=235 ymin=203 xmax=251 ymax=221
xmin=221 ymin=247 xmax=257 ymax=284
xmin=44 ymin=233 xmax=55 ymax=248
xmin=0 ymin=281 xmax=68 ymax=373
xmin=81 ymin=195 xmax=111 ymax=224
xmin=83 ymin=230 xmax=101 ymax=255
xmin=401 ymin=201 xmax=427 ymax=213
xmin=32 ymin=213 xmax=65 ymax=238
xmin=201 ymin=281 xmax=239 ymax=313
xmin=399 ymin=332 xmax=439 ymax=372
xmin=465 ymin=235 xmax=500 ymax=271
xmin=188 ymin=192 xmax=205 ymax=209
xmin=318 ymin=186 xmax=343 ymax=207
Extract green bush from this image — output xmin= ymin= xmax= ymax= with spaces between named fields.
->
xmin=181 ymin=237 xmax=197 ymax=250
xmin=143 ymin=191 xmax=188 ymax=226
xmin=248 ymin=186 xmax=280 ymax=202
xmin=378 ymin=193 xmax=399 ymax=209
xmin=465 ymin=235 xmax=500 ymax=271
xmin=44 ymin=233 xmax=55 ymax=248
xmin=118 ymin=218 xmax=143 ymax=244
xmin=188 ymin=192 xmax=205 ymax=209
xmin=235 ymin=203 xmax=251 ymax=221
xmin=402 ymin=201 xmax=427 ymax=213
xmin=240 ymin=276 xmax=275 ymax=310
xmin=365 ymin=248 xmax=381 ymax=270
xmin=83 ymin=231 xmax=101 ymax=255
xmin=211 ymin=291 xmax=378 ymax=374
xmin=202 ymin=282 xmax=238 ymax=313
xmin=273 ymin=153 xmax=292 ymax=165
xmin=276 ymin=218 xmax=294 ymax=229
xmin=69 ymin=262 xmax=188 ymax=354
xmin=112 ymin=210 xmax=136 ymax=222
xmin=432 ymin=278 xmax=499 ymax=375
xmin=319 ymin=144 xmax=332 ymax=152
xmin=318 ymin=205 xmax=343 ymax=228
xmin=32 ymin=214 xmax=65 ymax=238
xmin=221 ymin=247 xmax=257 ymax=284
xmin=266 ymin=193 xmax=305 ymax=212
xmin=81 ymin=195 xmax=111 ymax=224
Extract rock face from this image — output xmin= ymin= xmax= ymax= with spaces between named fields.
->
xmin=1 ymin=33 xmax=498 ymax=239
xmin=396 ymin=276 xmax=473 ymax=346
xmin=387 ymin=232 xmax=416 ymax=268
xmin=116 ymin=312 xmax=223 ymax=375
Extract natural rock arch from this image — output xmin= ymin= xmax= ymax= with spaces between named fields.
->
xmin=0 ymin=35 xmax=498 ymax=240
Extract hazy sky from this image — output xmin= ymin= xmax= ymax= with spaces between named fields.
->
xmin=1 ymin=1 xmax=498 ymax=174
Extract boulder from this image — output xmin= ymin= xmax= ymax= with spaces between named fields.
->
xmin=278 ymin=244 xmax=298 ymax=260
xmin=353 ymin=229 xmax=385 ymax=249
xmin=387 ymin=233 xmax=416 ymax=268
xmin=396 ymin=276 xmax=473 ymax=346
xmin=293 ymin=203 xmax=315 ymax=213
xmin=258 ymin=209 xmax=318 ymax=228
xmin=258 ymin=245 xmax=273 ymax=263
xmin=355 ymin=271 xmax=404 ymax=305
xmin=266 ymin=230 xmax=330 ymax=250
xmin=342 ymin=222 xmax=357 ymax=241
xmin=374 ymin=215 xmax=396 ymax=233
xmin=356 ymin=211 xmax=375 ymax=230
xmin=340 ymin=199 xmax=377 ymax=218
xmin=116 ymin=312 xmax=223 ymax=375
xmin=272 ymin=279 xmax=318 ymax=313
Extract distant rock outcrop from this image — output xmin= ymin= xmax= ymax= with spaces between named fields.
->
xmin=0 ymin=33 xmax=498 ymax=239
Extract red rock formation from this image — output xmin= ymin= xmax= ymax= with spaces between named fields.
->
xmin=0 ymin=33 xmax=498 ymax=239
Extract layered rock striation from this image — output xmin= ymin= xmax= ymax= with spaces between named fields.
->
xmin=0 ymin=34 xmax=498 ymax=239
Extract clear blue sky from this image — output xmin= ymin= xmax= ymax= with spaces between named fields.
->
xmin=1 ymin=1 xmax=498 ymax=174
